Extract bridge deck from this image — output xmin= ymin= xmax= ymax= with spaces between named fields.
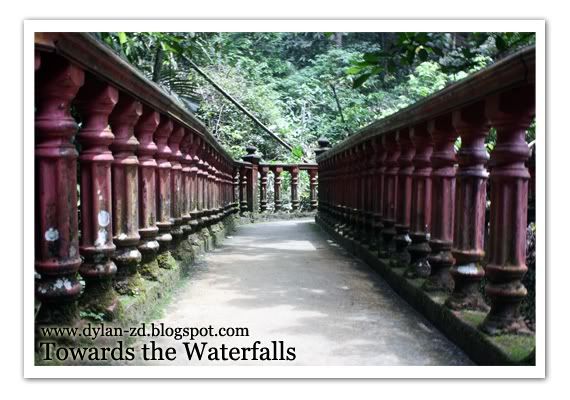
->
xmin=139 ymin=219 xmax=472 ymax=365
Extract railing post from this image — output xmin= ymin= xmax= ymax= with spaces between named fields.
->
xmin=239 ymin=164 xmax=248 ymax=214
xmin=373 ymin=136 xmax=387 ymax=253
xmin=153 ymin=117 xmax=176 ymax=269
xmin=393 ymin=129 xmax=416 ymax=267
xmin=168 ymin=124 xmax=185 ymax=248
xmin=379 ymin=132 xmax=400 ymax=258
xmin=290 ymin=166 xmax=300 ymax=211
xmin=189 ymin=136 xmax=202 ymax=231
xmin=75 ymin=78 xmax=119 ymax=315
xmin=35 ymin=55 xmax=84 ymax=323
xmin=272 ymin=166 xmax=283 ymax=211
xmin=405 ymin=124 xmax=433 ymax=278
xmin=109 ymin=95 xmax=143 ymax=294
xmin=259 ymin=165 xmax=269 ymax=212
xmin=309 ymin=168 xmax=318 ymax=211
xmin=134 ymin=107 xmax=160 ymax=279
xmin=423 ymin=115 xmax=457 ymax=292
xmin=480 ymin=87 xmax=535 ymax=335
xmin=446 ymin=102 xmax=490 ymax=311
xmin=180 ymin=130 xmax=193 ymax=234
xmin=232 ymin=166 xmax=240 ymax=213
xmin=363 ymin=140 xmax=376 ymax=246
xmin=242 ymin=146 xmax=261 ymax=213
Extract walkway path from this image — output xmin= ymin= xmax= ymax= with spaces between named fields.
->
xmin=138 ymin=219 xmax=472 ymax=366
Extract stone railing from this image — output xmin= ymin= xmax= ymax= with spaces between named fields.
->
xmin=34 ymin=33 xmax=323 ymax=327
xmin=233 ymin=145 xmax=325 ymax=214
xmin=35 ymin=33 xmax=241 ymax=324
xmin=316 ymin=46 xmax=536 ymax=337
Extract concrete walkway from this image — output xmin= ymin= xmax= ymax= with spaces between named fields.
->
xmin=138 ymin=219 xmax=473 ymax=366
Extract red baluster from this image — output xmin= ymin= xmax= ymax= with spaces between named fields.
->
xmin=290 ymin=166 xmax=300 ymax=211
xmin=180 ymin=129 xmax=193 ymax=234
xmin=272 ymin=166 xmax=283 ymax=211
xmin=480 ymin=86 xmax=535 ymax=334
xmin=109 ymin=95 xmax=143 ymax=294
xmin=260 ymin=165 xmax=269 ymax=212
xmin=423 ymin=115 xmax=457 ymax=292
xmin=168 ymin=124 xmax=185 ymax=246
xmin=393 ymin=129 xmax=416 ymax=267
xmin=405 ymin=124 xmax=433 ymax=278
xmin=447 ymin=102 xmax=490 ymax=311
xmin=309 ymin=169 xmax=318 ymax=211
xmin=373 ymin=136 xmax=387 ymax=253
xmin=35 ymin=55 xmax=84 ymax=322
xmin=75 ymin=77 xmax=119 ymax=315
xmin=380 ymin=132 xmax=400 ymax=258
xmin=134 ymin=107 xmax=160 ymax=279
xmin=154 ymin=117 xmax=175 ymax=268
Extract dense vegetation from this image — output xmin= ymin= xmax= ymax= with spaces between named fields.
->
xmin=98 ymin=32 xmax=534 ymax=162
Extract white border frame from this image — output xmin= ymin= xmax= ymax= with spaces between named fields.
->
xmin=23 ymin=19 xmax=546 ymax=379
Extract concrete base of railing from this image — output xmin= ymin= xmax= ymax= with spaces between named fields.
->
xmin=315 ymin=214 xmax=535 ymax=366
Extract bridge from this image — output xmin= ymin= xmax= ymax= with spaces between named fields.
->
xmin=34 ymin=33 xmax=536 ymax=366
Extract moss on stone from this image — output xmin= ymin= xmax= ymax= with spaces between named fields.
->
xmin=114 ymin=271 xmax=146 ymax=297
xmin=157 ymin=251 xmax=177 ymax=270
xmin=78 ymin=279 xmax=122 ymax=321
xmin=139 ymin=258 xmax=160 ymax=281
xmin=459 ymin=310 xmax=487 ymax=327
xmin=492 ymin=335 xmax=535 ymax=363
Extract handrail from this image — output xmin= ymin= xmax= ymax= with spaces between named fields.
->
xmin=35 ymin=32 xmax=234 ymax=162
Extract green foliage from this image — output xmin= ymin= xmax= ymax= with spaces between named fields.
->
xmin=96 ymin=31 xmax=536 ymax=195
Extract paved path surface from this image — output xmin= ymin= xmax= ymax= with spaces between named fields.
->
xmin=136 ymin=219 xmax=473 ymax=366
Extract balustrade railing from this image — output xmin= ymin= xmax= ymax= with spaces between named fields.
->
xmin=316 ymin=46 xmax=536 ymax=336
xmin=34 ymin=33 xmax=321 ymax=325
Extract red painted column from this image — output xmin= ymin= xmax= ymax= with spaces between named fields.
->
xmin=168 ymin=124 xmax=185 ymax=245
xmin=239 ymin=164 xmax=248 ymax=214
xmin=232 ymin=166 xmax=240 ymax=213
xmin=203 ymin=158 xmax=212 ymax=225
xmin=309 ymin=169 xmax=318 ymax=211
xmin=423 ymin=115 xmax=457 ymax=292
xmin=447 ymin=102 xmax=490 ymax=311
xmin=290 ymin=166 xmax=300 ymax=211
xmin=355 ymin=144 xmax=367 ymax=242
xmin=373 ymin=136 xmax=387 ymax=253
xmin=134 ymin=107 xmax=160 ymax=278
xmin=197 ymin=151 xmax=207 ymax=225
xmin=109 ymin=95 xmax=143 ymax=293
xmin=189 ymin=136 xmax=201 ymax=231
xmin=379 ymin=132 xmax=400 ymax=258
xmin=180 ymin=130 xmax=193 ymax=234
xmin=393 ymin=129 xmax=416 ymax=267
xmin=363 ymin=140 xmax=376 ymax=246
xmin=405 ymin=124 xmax=433 ymax=278
xmin=35 ymin=55 xmax=84 ymax=322
xmin=272 ymin=166 xmax=283 ymax=211
xmin=344 ymin=149 xmax=356 ymax=238
xmin=75 ymin=78 xmax=119 ymax=314
xmin=480 ymin=87 xmax=535 ymax=335
xmin=153 ymin=117 xmax=175 ymax=267
xmin=259 ymin=165 xmax=269 ymax=212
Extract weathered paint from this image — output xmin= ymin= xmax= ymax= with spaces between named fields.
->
xmin=424 ymin=115 xmax=457 ymax=292
xmin=35 ymin=54 xmax=84 ymax=303
xmin=447 ymin=101 xmax=490 ymax=311
xmin=75 ymin=77 xmax=118 ymax=280
xmin=481 ymin=86 xmax=535 ymax=335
